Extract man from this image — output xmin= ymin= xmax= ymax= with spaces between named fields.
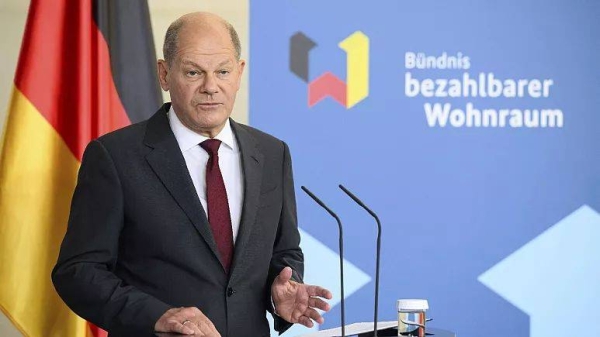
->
xmin=52 ymin=12 xmax=331 ymax=337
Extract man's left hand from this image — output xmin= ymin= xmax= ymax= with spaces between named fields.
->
xmin=271 ymin=266 xmax=333 ymax=328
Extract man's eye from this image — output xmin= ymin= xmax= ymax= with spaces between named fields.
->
xmin=218 ymin=70 xmax=230 ymax=75
xmin=187 ymin=71 xmax=199 ymax=76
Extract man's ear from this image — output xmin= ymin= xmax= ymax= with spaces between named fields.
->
xmin=235 ymin=59 xmax=246 ymax=89
xmin=157 ymin=59 xmax=170 ymax=91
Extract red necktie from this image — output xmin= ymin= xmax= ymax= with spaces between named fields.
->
xmin=200 ymin=139 xmax=233 ymax=273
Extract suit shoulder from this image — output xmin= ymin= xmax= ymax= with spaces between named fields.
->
xmin=94 ymin=120 xmax=149 ymax=150
xmin=234 ymin=121 xmax=284 ymax=146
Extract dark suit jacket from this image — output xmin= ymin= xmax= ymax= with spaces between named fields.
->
xmin=52 ymin=103 xmax=303 ymax=337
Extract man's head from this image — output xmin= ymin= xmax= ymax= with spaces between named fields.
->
xmin=158 ymin=12 xmax=245 ymax=138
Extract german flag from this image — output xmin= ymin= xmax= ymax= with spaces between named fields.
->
xmin=0 ymin=1 xmax=161 ymax=336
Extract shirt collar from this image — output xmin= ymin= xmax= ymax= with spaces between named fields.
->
xmin=168 ymin=105 xmax=238 ymax=152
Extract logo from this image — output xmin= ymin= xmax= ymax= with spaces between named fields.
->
xmin=289 ymin=31 xmax=369 ymax=108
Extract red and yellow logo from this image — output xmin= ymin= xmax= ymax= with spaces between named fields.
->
xmin=290 ymin=31 xmax=369 ymax=108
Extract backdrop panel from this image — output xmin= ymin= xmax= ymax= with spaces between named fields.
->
xmin=250 ymin=1 xmax=600 ymax=337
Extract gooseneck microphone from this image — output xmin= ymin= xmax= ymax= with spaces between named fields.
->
xmin=339 ymin=184 xmax=381 ymax=337
xmin=301 ymin=186 xmax=345 ymax=337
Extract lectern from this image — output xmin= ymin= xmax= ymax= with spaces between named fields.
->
xmin=298 ymin=321 xmax=456 ymax=337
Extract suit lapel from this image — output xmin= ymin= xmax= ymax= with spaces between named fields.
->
xmin=143 ymin=104 xmax=222 ymax=266
xmin=229 ymin=120 xmax=264 ymax=280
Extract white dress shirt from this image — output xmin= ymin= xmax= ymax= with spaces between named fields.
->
xmin=168 ymin=107 xmax=244 ymax=243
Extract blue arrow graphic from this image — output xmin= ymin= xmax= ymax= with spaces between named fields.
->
xmin=478 ymin=205 xmax=600 ymax=337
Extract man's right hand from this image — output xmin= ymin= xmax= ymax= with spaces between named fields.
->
xmin=154 ymin=307 xmax=221 ymax=336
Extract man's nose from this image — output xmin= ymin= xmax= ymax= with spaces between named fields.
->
xmin=201 ymin=73 xmax=219 ymax=95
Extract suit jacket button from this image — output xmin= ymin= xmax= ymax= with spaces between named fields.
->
xmin=227 ymin=287 xmax=236 ymax=297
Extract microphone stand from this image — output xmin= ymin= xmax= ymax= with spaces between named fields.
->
xmin=301 ymin=186 xmax=345 ymax=337
xmin=339 ymin=184 xmax=381 ymax=337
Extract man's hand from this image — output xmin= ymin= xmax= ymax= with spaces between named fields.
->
xmin=154 ymin=307 xmax=221 ymax=336
xmin=271 ymin=266 xmax=333 ymax=328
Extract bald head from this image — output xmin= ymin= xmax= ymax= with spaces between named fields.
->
xmin=163 ymin=12 xmax=241 ymax=66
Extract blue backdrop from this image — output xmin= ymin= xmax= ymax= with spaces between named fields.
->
xmin=250 ymin=1 xmax=600 ymax=337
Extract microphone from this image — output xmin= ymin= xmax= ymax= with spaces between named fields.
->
xmin=301 ymin=186 xmax=345 ymax=337
xmin=339 ymin=184 xmax=381 ymax=337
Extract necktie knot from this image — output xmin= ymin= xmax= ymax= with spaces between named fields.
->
xmin=200 ymin=139 xmax=221 ymax=157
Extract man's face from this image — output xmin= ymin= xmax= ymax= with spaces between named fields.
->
xmin=158 ymin=23 xmax=245 ymax=137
